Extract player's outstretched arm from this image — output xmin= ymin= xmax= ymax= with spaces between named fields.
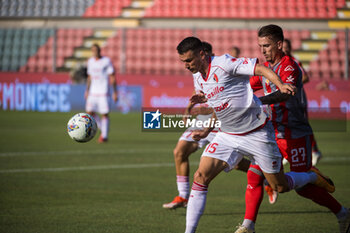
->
xmin=110 ymin=73 xmax=118 ymax=102
xmin=84 ymin=75 xmax=91 ymax=99
xmin=259 ymin=90 xmax=290 ymax=105
xmin=254 ymin=64 xmax=296 ymax=95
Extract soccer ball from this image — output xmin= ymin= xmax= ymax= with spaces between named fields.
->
xmin=67 ymin=113 xmax=97 ymax=142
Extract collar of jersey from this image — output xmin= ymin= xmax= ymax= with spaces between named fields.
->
xmin=266 ymin=54 xmax=287 ymax=71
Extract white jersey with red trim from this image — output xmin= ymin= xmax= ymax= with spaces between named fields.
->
xmin=193 ymin=54 xmax=266 ymax=134
xmin=87 ymin=56 xmax=114 ymax=96
xmin=192 ymin=72 xmax=215 ymax=123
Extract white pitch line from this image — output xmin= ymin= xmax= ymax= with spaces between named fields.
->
xmin=0 ymin=157 xmax=349 ymax=174
xmin=320 ymin=157 xmax=350 ymax=161
xmin=0 ymin=162 xmax=182 ymax=174
xmin=0 ymin=148 xmax=170 ymax=157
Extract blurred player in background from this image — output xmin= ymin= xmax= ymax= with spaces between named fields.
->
xmin=84 ymin=43 xmax=118 ymax=143
xmin=229 ymin=46 xmax=241 ymax=58
xmin=283 ymin=38 xmax=322 ymax=166
xmin=176 ymin=36 xmax=333 ymax=233
xmin=235 ymin=24 xmax=349 ymax=233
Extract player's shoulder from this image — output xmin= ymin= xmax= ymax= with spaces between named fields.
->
xmin=101 ymin=56 xmax=111 ymax=62
xmin=212 ymin=54 xmax=231 ymax=63
xmin=212 ymin=54 xmax=240 ymax=69
xmin=192 ymin=72 xmax=201 ymax=79
xmin=280 ymin=55 xmax=299 ymax=70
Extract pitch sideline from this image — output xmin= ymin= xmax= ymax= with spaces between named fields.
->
xmin=0 ymin=157 xmax=349 ymax=174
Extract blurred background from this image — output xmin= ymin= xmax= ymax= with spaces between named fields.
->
xmin=0 ymin=0 xmax=349 ymax=114
xmin=0 ymin=2 xmax=349 ymax=232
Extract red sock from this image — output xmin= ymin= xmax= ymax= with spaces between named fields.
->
xmin=244 ymin=165 xmax=264 ymax=222
xmin=296 ymin=184 xmax=342 ymax=214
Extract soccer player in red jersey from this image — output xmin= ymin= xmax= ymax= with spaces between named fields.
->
xmin=235 ymin=24 xmax=349 ymax=233
xmin=283 ymin=38 xmax=322 ymax=166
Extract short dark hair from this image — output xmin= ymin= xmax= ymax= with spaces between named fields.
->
xmin=258 ymin=24 xmax=284 ymax=43
xmin=177 ymin=37 xmax=203 ymax=54
xmin=231 ymin=46 xmax=240 ymax=56
xmin=92 ymin=43 xmax=101 ymax=51
xmin=202 ymin=41 xmax=213 ymax=56
xmin=284 ymin=38 xmax=292 ymax=49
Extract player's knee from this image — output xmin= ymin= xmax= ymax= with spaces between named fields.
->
xmin=173 ymin=147 xmax=185 ymax=160
xmin=276 ymin=184 xmax=289 ymax=193
xmin=193 ymin=170 xmax=209 ymax=185
xmin=173 ymin=146 xmax=190 ymax=162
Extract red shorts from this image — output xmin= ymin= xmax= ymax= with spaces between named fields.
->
xmin=276 ymin=135 xmax=314 ymax=172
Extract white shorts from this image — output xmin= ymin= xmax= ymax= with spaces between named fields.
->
xmin=85 ymin=95 xmax=110 ymax=114
xmin=202 ymin=121 xmax=282 ymax=174
xmin=179 ymin=128 xmax=217 ymax=149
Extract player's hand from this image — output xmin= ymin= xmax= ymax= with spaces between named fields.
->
xmin=190 ymin=92 xmax=207 ymax=105
xmin=84 ymin=91 xmax=89 ymax=99
xmin=191 ymin=129 xmax=209 ymax=141
xmin=279 ymin=83 xmax=296 ymax=96
xmin=191 ymin=105 xmax=213 ymax=116
xmin=113 ymin=92 xmax=118 ymax=102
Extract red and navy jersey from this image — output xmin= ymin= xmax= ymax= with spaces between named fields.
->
xmin=250 ymin=55 xmax=313 ymax=139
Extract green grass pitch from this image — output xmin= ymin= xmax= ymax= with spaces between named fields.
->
xmin=0 ymin=111 xmax=349 ymax=233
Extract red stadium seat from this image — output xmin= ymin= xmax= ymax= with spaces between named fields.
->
xmin=144 ymin=0 xmax=346 ymax=19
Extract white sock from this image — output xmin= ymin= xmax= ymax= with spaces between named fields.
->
xmin=177 ymin=175 xmax=190 ymax=199
xmin=242 ymin=219 xmax=255 ymax=231
xmin=101 ymin=116 xmax=109 ymax=139
xmin=336 ymin=206 xmax=349 ymax=220
xmin=185 ymin=182 xmax=208 ymax=233
xmin=285 ymin=171 xmax=317 ymax=190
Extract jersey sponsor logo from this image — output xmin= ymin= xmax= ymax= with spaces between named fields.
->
xmin=286 ymin=75 xmax=294 ymax=83
xmin=243 ymin=58 xmax=249 ymax=64
xmin=213 ymin=73 xmax=219 ymax=83
xmin=214 ymin=102 xmax=228 ymax=112
xmin=206 ymin=86 xmax=224 ymax=99
xmin=284 ymin=65 xmax=294 ymax=71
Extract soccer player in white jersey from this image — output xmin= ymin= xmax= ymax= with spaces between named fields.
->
xmin=163 ymin=42 xmax=217 ymax=209
xmin=84 ymin=44 xmax=118 ymax=143
xmin=163 ymin=42 xmax=251 ymax=209
xmin=176 ymin=37 xmax=335 ymax=233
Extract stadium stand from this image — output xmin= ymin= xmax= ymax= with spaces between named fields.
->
xmin=0 ymin=0 xmax=349 ymax=81
xmin=20 ymin=29 xmax=93 ymax=73
xmin=2 ymin=27 xmax=347 ymax=81
xmin=144 ymin=0 xmax=346 ymax=19
xmin=83 ymin=0 xmax=131 ymax=18
xmin=0 ymin=0 xmax=345 ymax=19
xmin=308 ymin=30 xmax=350 ymax=80
xmin=0 ymin=0 xmax=95 ymax=17
xmin=122 ymin=28 xmax=193 ymax=75
xmin=0 ymin=28 xmax=54 ymax=71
